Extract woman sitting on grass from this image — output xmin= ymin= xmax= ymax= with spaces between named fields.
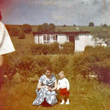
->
xmin=32 ymin=66 xmax=58 ymax=106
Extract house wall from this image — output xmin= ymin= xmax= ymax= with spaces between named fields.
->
xmin=58 ymin=34 xmax=69 ymax=44
xmin=34 ymin=34 xmax=68 ymax=44
xmin=34 ymin=33 xmax=95 ymax=52
xmin=34 ymin=34 xmax=45 ymax=43
xmin=75 ymin=34 xmax=95 ymax=52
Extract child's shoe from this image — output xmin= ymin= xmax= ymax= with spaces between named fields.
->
xmin=60 ymin=101 xmax=65 ymax=104
xmin=65 ymin=101 xmax=70 ymax=105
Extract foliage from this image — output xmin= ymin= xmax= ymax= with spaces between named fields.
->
xmin=48 ymin=23 xmax=56 ymax=32
xmin=88 ymin=22 xmax=94 ymax=26
xmin=8 ymin=27 xmax=20 ymax=36
xmin=18 ymin=31 xmax=25 ymax=39
xmin=52 ymin=55 xmax=69 ymax=73
xmin=5 ymin=55 xmax=52 ymax=78
xmin=21 ymin=24 xmax=32 ymax=33
xmin=103 ymin=24 xmax=107 ymax=27
xmin=90 ymin=27 xmax=110 ymax=44
xmin=37 ymin=23 xmax=56 ymax=32
xmin=90 ymin=60 xmax=110 ymax=83
xmin=61 ymin=42 xmax=74 ymax=54
xmin=30 ymin=44 xmax=50 ymax=55
xmin=30 ymin=42 xmax=74 ymax=55
xmin=49 ymin=42 xmax=59 ymax=54
xmin=2 ymin=34 xmax=110 ymax=110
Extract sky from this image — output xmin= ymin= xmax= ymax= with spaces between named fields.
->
xmin=0 ymin=0 xmax=109 ymax=26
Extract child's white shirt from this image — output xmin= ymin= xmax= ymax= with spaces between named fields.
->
xmin=57 ymin=78 xmax=70 ymax=90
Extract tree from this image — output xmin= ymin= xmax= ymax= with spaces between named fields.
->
xmin=48 ymin=23 xmax=56 ymax=32
xmin=18 ymin=31 xmax=25 ymax=39
xmin=91 ymin=27 xmax=110 ymax=45
xmin=37 ymin=23 xmax=56 ymax=32
xmin=21 ymin=24 xmax=32 ymax=33
xmin=8 ymin=27 xmax=20 ymax=36
xmin=103 ymin=24 xmax=107 ymax=27
xmin=89 ymin=22 xmax=94 ymax=26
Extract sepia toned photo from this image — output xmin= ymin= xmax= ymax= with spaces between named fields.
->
xmin=0 ymin=0 xmax=110 ymax=110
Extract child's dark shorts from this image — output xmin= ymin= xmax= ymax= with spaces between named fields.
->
xmin=59 ymin=88 xmax=70 ymax=96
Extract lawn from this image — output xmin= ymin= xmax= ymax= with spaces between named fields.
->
xmin=0 ymin=75 xmax=110 ymax=110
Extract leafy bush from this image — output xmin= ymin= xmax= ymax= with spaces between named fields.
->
xmin=30 ymin=44 xmax=50 ymax=55
xmin=18 ymin=31 xmax=25 ymax=39
xmin=88 ymin=22 xmax=94 ymax=26
xmin=52 ymin=55 xmax=69 ymax=73
xmin=8 ymin=27 xmax=20 ymax=36
xmin=90 ymin=60 xmax=110 ymax=84
xmin=5 ymin=55 xmax=52 ymax=79
xmin=21 ymin=24 xmax=32 ymax=33
xmin=49 ymin=42 xmax=59 ymax=54
xmin=37 ymin=23 xmax=56 ymax=32
xmin=61 ymin=42 xmax=74 ymax=54
xmin=85 ymin=46 xmax=110 ymax=62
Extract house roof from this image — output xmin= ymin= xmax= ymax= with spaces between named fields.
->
xmin=32 ymin=25 xmax=106 ymax=33
xmin=33 ymin=31 xmax=90 ymax=35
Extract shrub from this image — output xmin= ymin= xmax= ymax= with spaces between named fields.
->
xmin=52 ymin=55 xmax=69 ymax=73
xmin=61 ymin=42 xmax=74 ymax=54
xmin=90 ymin=60 xmax=110 ymax=84
xmin=30 ymin=44 xmax=50 ymax=55
xmin=6 ymin=55 xmax=52 ymax=78
xmin=88 ymin=22 xmax=94 ymax=26
xmin=21 ymin=24 xmax=32 ymax=33
xmin=49 ymin=42 xmax=59 ymax=54
xmin=84 ymin=46 xmax=94 ymax=53
xmin=18 ymin=31 xmax=25 ymax=39
xmin=8 ymin=27 xmax=20 ymax=36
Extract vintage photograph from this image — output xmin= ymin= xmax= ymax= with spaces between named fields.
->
xmin=0 ymin=0 xmax=110 ymax=110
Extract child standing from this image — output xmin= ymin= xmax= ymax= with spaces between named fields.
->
xmin=57 ymin=71 xmax=70 ymax=105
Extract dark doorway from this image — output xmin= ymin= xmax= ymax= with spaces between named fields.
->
xmin=69 ymin=36 xmax=74 ymax=43
xmin=69 ymin=36 xmax=75 ymax=51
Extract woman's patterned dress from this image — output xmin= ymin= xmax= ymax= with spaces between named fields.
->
xmin=32 ymin=74 xmax=58 ymax=106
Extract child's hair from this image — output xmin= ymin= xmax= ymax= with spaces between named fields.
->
xmin=59 ymin=71 xmax=65 ymax=77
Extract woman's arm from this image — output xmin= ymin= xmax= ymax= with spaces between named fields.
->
xmin=51 ymin=80 xmax=57 ymax=91
xmin=37 ymin=82 xmax=48 ymax=90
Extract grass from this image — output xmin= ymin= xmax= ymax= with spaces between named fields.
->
xmin=0 ymin=76 xmax=110 ymax=110
xmin=1 ymin=34 xmax=110 ymax=110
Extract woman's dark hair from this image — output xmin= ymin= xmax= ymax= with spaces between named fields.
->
xmin=45 ymin=66 xmax=52 ymax=72
xmin=0 ymin=12 xmax=2 ymax=20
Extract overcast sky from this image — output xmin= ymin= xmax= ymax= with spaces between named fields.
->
xmin=0 ymin=0 xmax=109 ymax=26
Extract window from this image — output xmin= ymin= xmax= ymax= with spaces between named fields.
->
xmin=43 ymin=34 xmax=58 ymax=44
xmin=53 ymin=35 xmax=57 ymax=42
xmin=43 ymin=35 xmax=47 ymax=43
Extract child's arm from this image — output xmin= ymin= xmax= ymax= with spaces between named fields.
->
xmin=66 ymin=79 xmax=70 ymax=91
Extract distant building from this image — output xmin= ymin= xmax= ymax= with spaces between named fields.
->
xmin=33 ymin=31 xmax=95 ymax=52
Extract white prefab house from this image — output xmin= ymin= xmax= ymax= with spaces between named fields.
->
xmin=33 ymin=31 xmax=95 ymax=52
